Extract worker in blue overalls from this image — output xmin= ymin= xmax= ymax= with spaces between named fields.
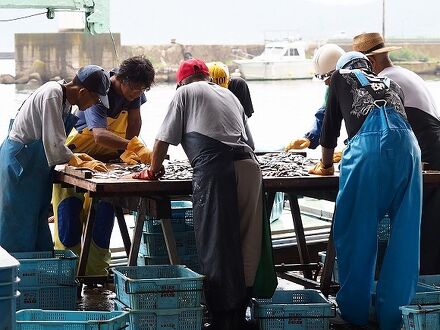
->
xmin=0 ymin=65 xmax=110 ymax=252
xmin=310 ymin=52 xmax=422 ymax=330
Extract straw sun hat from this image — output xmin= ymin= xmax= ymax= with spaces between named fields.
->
xmin=353 ymin=32 xmax=401 ymax=56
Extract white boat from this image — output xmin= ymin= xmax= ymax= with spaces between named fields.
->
xmin=234 ymin=40 xmax=314 ymax=80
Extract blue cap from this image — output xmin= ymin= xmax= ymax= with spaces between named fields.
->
xmin=76 ymin=65 xmax=110 ymax=108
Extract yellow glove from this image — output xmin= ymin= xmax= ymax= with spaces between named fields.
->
xmin=308 ymin=160 xmax=334 ymax=176
xmin=120 ymin=150 xmax=142 ymax=165
xmin=333 ymin=151 xmax=342 ymax=163
xmin=68 ymin=153 xmax=108 ymax=172
xmin=285 ymin=138 xmax=311 ymax=151
xmin=126 ymin=136 xmax=152 ymax=164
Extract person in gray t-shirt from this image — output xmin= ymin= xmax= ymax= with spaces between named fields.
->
xmin=134 ymin=58 xmax=276 ymax=330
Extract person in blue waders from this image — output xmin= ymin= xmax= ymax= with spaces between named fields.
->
xmin=0 ymin=65 xmax=110 ymax=252
xmin=309 ymin=52 xmax=422 ymax=329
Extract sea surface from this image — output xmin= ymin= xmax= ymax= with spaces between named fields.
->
xmin=1 ymin=60 xmax=440 ymax=160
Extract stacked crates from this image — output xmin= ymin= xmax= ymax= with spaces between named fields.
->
xmin=112 ymin=265 xmax=204 ymax=330
xmin=251 ymin=290 xmax=334 ymax=330
xmin=0 ymin=247 xmax=20 ymax=330
xmin=137 ymin=201 xmax=200 ymax=272
xmin=11 ymin=250 xmax=78 ymax=310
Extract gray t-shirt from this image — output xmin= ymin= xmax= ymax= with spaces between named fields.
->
xmin=9 ymin=81 xmax=73 ymax=166
xmin=156 ymin=81 xmax=254 ymax=151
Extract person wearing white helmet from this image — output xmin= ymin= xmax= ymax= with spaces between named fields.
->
xmin=285 ymin=44 xmax=344 ymax=160
xmin=310 ymin=51 xmax=421 ymax=330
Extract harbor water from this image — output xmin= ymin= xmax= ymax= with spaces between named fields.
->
xmin=1 ymin=60 xmax=440 ymax=160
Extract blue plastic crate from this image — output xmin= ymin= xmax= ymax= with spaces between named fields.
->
xmin=137 ymin=254 xmax=200 ymax=273
xmin=369 ymin=282 xmax=440 ymax=322
xmin=400 ymin=305 xmax=440 ymax=330
xmin=16 ymin=309 xmax=129 ymax=330
xmin=136 ymin=201 xmax=194 ymax=234
xmin=17 ymin=285 xmax=78 ymax=310
xmin=0 ymin=277 xmax=20 ymax=297
xmin=419 ymin=275 xmax=440 ymax=290
xmin=114 ymin=299 xmax=202 ymax=330
xmin=251 ymin=290 xmax=334 ymax=330
xmin=0 ymin=291 xmax=19 ymax=330
xmin=112 ymin=265 xmax=204 ymax=310
xmin=140 ymin=231 xmax=197 ymax=257
xmin=11 ymin=250 xmax=77 ymax=287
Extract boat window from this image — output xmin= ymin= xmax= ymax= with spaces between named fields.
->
xmin=263 ymin=47 xmax=285 ymax=56
xmin=289 ymin=48 xmax=299 ymax=56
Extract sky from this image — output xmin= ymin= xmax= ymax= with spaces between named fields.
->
xmin=0 ymin=0 xmax=439 ymax=52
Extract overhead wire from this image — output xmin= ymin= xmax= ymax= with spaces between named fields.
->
xmin=0 ymin=11 xmax=47 ymax=22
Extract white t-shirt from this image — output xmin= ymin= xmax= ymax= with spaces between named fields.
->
xmin=156 ymin=81 xmax=254 ymax=152
xmin=379 ymin=66 xmax=439 ymax=120
xmin=9 ymin=81 xmax=73 ymax=166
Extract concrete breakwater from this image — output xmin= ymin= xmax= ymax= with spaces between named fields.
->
xmin=1 ymin=33 xmax=439 ymax=85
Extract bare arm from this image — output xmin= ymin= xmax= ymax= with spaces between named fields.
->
xmin=126 ymin=108 xmax=142 ymax=139
xmin=92 ymin=127 xmax=130 ymax=150
xmin=150 ymin=139 xmax=170 ymax=173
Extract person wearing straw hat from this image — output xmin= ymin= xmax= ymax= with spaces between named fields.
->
xmin=354 ymin=32 xmax=440 ymax=275
xmin=312 ymin=51 xmax=422 ymax=330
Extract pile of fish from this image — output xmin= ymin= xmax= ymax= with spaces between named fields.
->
xmin=91 ymin=152 xmax=315 ymax=180
xmin=257 ymin=152 xmax=314 ymax=177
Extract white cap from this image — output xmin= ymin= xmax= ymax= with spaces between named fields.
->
xmin=313 ymin=44 xmax=345 ymax=80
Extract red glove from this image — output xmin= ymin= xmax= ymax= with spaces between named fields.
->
xmin=133 ymin=166 xmax=165 ymax=180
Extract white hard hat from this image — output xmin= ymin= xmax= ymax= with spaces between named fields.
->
xmin=313 ymin=44 xmax=345 ymax=80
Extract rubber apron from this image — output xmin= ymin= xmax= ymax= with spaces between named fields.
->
xmin=52 ymin=111 xmax=128 ymax=275
xmin=182 ymin=132 xmax=248 ymax=312
xmin=0 ymin=92 xmax=77 ymax=252
xmin=334 ymin=70 xmax=422 ymax=330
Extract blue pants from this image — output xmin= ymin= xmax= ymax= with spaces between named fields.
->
xmin=334 ymin=106 xmax=422 ymax=330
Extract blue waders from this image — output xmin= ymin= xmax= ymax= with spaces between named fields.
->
xmin=334 ymin=71 xmax=422 ymax=330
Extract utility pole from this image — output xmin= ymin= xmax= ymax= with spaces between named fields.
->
xmin=382 ymin=0 xmax=386 ymax=40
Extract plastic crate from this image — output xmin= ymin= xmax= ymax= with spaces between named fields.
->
xmin=11 ymin=250 xmax=78 ymax=287
xmin=318 ymin=252 xmax=338 ymax=283
xmin=369 ymin=282 xmax=440 ymax=322
xmin=0 ymin=247 xmax=20 ymax=283
xmin=112 ymin=265 xmax=204 ymax=310
xmin=140 ymin=231 xmax=197 ymax=257
xmin=16 ymin=309 xmax=129 ymax=330
xmin=136 ymin=201 xmax=193 ymax=234
xmin=400 ymin=305 xmax=440 ymax=330
xmin=419 ymin=275 xmax=440 ymax=290
xmin=137 ymin=254 xmax=200 ymax=273
xmin=17 ymin=285 xmax=78 ymax=310
xmin=0 ymin=277 xmax=20 ymax=297
xmin=114 ymin=299 xmax=202 ymax=330
xmin=0 ymin=291 xmax=19 ymax=330
xmin=251 ymin=290 xmax=334 ymax=330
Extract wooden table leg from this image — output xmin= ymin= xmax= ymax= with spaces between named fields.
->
xmin=77 ymin=198 xmax=97 ymax=277
xmin=114 ymin=206 xmax=131 ymax=256
xmin=266 ymin=192 xmax=276 ymax=219
xmin=320 ymin=215 xmax=337 ymax=296
xmin=128 ymin=199 xmax=145 ymax=266
xmin=161 ymin=218 xmax=180 ymax=265
xmin=287 ymin=193 xmax=313 ymax=279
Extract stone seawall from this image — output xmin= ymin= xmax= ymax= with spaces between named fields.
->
xmin=3 ymin=33 xmax=440 ymax=84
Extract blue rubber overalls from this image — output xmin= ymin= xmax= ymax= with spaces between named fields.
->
xmin=0 ymin=86 xmax=77 ymax=252
xmin=334 ymin=70 xmax=422 ymax=330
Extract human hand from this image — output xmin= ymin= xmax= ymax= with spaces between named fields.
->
xmin=308 ymin=160 xmax=334 ymax=176
xmin=285 ymin=138 xmax=311 ymax=151
xmin=126 ymin=136 xmax=152 ymax=164
xmin=333 ymin=151 xmax=342 ymax=163
xmin=133 ymin=166 xmax=165 ymax=180
xmin=68 ymin=153 xmax=108 ymax=172
xmin=120 ymin=150 xmax=142 ymax=165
